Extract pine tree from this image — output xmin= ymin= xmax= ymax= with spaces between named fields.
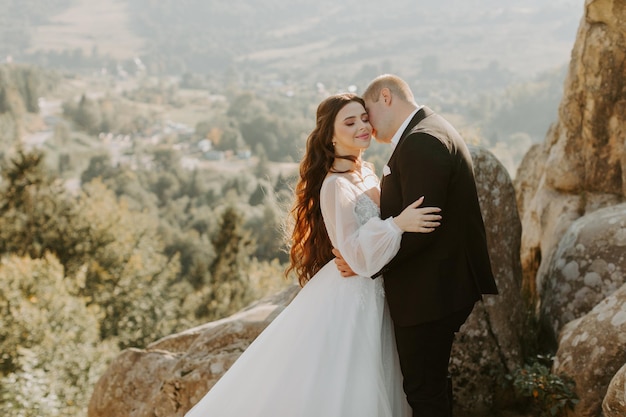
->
xmin=248 ymin=181 xmax=267 ymax=206
xmin=18 ymin=67 xmax=40 ymax=113
xmin=200 ymin=206 xmax=256 ymax=319
xmin=254 ymin=143 xmax=271 ymax=179
xmin=81 ymin=154 xmax=114 ymax=185
xmin=73 ymin=94 xmax=101 ymax=134
xmin=0 ymin=150 xmax=71 ymax=259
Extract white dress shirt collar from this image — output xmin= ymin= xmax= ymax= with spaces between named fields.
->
xmin=390 ymin=106 xmax=423 ymax=150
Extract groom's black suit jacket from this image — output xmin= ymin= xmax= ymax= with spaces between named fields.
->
xmin=376 ymin=106 xmax=498 ymax=327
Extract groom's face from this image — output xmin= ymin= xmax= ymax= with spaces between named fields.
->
xmin=364 ymin=96 xmax=392 ymax=144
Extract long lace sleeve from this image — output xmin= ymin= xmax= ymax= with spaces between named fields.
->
xmin=320 ymin=176 xmax=402 ymax=277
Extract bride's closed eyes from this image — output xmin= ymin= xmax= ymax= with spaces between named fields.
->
xmin=344 ymin=115 xmax=370 ymax=126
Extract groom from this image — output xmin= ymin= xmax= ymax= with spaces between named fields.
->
xmin=334 ymin=74 xmax=498 ymax=417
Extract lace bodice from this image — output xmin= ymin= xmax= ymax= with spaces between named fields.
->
xmin=319 ymin=169 xmax=402 ymax=278
xmin=354 ymin=194 xmax=380 ymax=227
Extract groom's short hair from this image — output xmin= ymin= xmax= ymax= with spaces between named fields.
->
xmin=363 ymin=74 xmax=415 ymax=104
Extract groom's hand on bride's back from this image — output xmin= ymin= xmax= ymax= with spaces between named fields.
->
xmin=332 ymin=248 xmax=357 ymax=277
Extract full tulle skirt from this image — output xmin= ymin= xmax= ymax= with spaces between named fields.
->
xmin=184 ymin=261 xmax=411 ymax=417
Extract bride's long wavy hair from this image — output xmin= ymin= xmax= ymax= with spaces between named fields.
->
xmin=286 ymin=93 xmax=363 ymax=286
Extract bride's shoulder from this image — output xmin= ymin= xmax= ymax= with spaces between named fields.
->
xmin=322 ymin=173 xmax=357 ymax=195
xmin=323 ymin=173 xmax=348 ymax=188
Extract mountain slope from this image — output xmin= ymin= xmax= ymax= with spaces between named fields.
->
xmin=2 ymin=0 xmax=582 ymax=82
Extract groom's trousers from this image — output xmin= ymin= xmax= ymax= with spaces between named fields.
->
xmin=393 ymin=305 xmax=474 ymax=417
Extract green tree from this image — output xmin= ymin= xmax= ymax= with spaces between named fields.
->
xmin=151 ymin=147 xmax=182 ymax=172
xmin=16 ymin=66 xmax=40 ymax=113
xmin=72 ymin=180 xmax=185 ymax=347
xmin=217 ymin=125 xmax=245 ymax=151
xmin=198 ymin=206 xmax=256 ymax=319
xmin=0 ymin=151 xmax=188 ymax=348
xmin=0 ymin=64 xmax=43 ymax=116
xmin=254 ymin=144 xmax=271 ymax=179
xmin=195 ymin=120 xmax=245 ymax=152
xmin=100 ymin=167 xmax=158 ymax=211
xmin=162 ymin=226 xmax=215 ymax=289
xmin=221 ymin=172 xmax=254 ymax=198
xmin=0 ymin=113 xmax=20 ymax=148
xmin=81 ymin=153 xmax=115 ymax=184
xmin=0 ymin=254 xmax=118 ymax=417
xmin=226 ymin=92 xmax=268 ymax=123
xmin=70 ymin=94 xmax=102 ymax=134
xmin=153 ymin=171 xmax=182 ymax=204
xmin=274 ymin=171 xmax=297 ymax=206
xmin=249 ymin=181 xmax=268 ymax=206
xmin=0 ymin=65 xmax=35 ymax=144
xmin=52 ymin=120 xmax=71 ymax=146
xmin=0 ymin=150 xmax=73 ymax=259
xmin=247 ymin=198 xmax=287 ymax=262
xmin=239 ymin=114 xmax=280 ymax=159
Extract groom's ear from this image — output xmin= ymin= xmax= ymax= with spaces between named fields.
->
xmin=381 ymin=88 xmax=392 ymax=106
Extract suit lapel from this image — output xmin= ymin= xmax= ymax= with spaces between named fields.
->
xmin=381 ymin=107 xmax=431 ymax=196
xmin=386 ymin=107 xmax=430 ymax=167
xmin=396 ymin=107 xmax=430 ymax=149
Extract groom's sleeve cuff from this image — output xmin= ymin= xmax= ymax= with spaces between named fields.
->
xmin=371 ymin=267 xmax=388 ymax=279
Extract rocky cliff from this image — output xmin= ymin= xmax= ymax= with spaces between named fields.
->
xmin=515 ymin=0 xmax=626 ymax=415
xmin=515 ymin=0 xmax=625 ymax=301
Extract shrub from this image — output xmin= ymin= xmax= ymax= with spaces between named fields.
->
xmin=507 ymin=355 xmax=578 ymax=417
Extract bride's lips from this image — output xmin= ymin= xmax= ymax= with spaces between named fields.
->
xmin=356 ymin=133 xmax=371 ymax=140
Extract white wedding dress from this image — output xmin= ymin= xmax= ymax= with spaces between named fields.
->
xmin=185 ymin=170 xmax=411 ymax=417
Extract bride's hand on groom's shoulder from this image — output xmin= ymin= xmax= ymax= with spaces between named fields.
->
xmin=332 ymin=248 xmax=357 ymax=278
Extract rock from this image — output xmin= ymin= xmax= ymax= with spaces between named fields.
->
xmin=87 ymin=285 xmax=301 ymax=417
xmin=603 ymin=363 xmax=626 ymax=417
xmin=553 ymin=282 xmax=626 ymax=417
xmin=450 ymin=147 xmax=525 ymax=415
xmin=514 ymin=143 xmax=546 ymax=223
xmin=87 ymin=348 xmax=181 ymax=417
xmin=540 ymin=203 xmax=626 ymax=342
xmin=520 ymin=188 xmax=584 ymax=297
xmin=513 ymin=142 xmax=547 ymax=297
xmin=514 ymin=0 xmax=626 ymax=301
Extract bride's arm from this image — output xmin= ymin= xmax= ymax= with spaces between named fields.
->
xmin=320 ymin=177 xmax=404 ymax=277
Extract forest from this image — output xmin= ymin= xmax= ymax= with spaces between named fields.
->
xmin=0 ymin=64 xmax=301 ymax=416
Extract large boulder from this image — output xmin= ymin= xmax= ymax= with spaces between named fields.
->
xmin=88 ymin=285 xmax=300 ymax=417
xmin=514 ymin=0 xmax=626 ymax=300
xmin=553 ymin=282 xmax=626 ymax=417
xmin=446 ymin=147 xmax=526 ymax=415
xmin=540 ymin=203 xmax=626 ymax=343
xmin=603 ymin=363 xmax=626 ymax=417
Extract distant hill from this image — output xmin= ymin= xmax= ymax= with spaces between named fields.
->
xmin=1 ymin=0 xmax=582 ymax=84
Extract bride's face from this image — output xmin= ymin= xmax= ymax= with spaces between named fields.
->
xmin=332 ymin=101 xmax=372 ymax=157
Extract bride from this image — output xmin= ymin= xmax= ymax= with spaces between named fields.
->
xmin=184 ymin=93 xmax=441 ymax=417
